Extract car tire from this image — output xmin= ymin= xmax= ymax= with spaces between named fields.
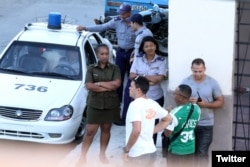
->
xmin=74 ymin=114 xmax=87 ymax=143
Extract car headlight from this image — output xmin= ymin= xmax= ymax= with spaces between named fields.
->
xmin=45 ymin=105 xmax=73 ymax=121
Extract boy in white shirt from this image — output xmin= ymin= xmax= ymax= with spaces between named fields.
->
xmin=122 ymin=76 xmax=172 ymax=167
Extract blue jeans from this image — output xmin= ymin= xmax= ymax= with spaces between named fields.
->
xmin=195 ymin=125 xmax=213 ymax=164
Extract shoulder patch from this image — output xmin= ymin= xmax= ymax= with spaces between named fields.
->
xmin=137 ymin=31 xmax=143 ymax=35
xmin=156 ymin=56 xmax=165 ymax=61
xmin=114 ymin=16 xmax=121 ymax=21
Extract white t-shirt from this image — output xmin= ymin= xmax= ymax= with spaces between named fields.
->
xmin=125 ymin=97 xmax=168 ymax=157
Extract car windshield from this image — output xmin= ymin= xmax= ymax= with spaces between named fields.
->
xmin=0 ymin=41 xmax=82 ymax=80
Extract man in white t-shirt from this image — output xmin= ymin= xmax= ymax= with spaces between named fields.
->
xmin=122 ymin=76 xmax=172 ymax=167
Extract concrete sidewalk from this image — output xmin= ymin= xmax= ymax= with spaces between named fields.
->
xmin=59 ymin=125 xmax=166 ymax=167
xmin=60 ymin=79 xmax=169 ymax=167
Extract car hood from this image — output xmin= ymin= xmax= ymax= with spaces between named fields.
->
xmin=0 ymin=74 xmax=82 ymax=110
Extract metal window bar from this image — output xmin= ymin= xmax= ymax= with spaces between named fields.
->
xmin=234 ymin=1 xmax=250 ymax=151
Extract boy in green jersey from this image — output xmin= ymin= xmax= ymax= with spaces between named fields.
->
xmin=164 ymin=84 xmax=201 ymax=167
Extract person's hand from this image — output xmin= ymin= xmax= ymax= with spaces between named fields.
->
xmin=189 ymin=97 xmax=198 ymax=104
xmin=196 ymin=100 xmax=206 ymax=108
xmin=129 ymin=51 xmax=134 ymax=64
xmin=94 ymin=18 xmax=102 ymax=24
xmin=76 ymin=26 xmax=86 ymax=31
xmin=166 ymin=105 xmax=173 ymax=111
xmin=129 ymin=56 xmax=134 ymax=64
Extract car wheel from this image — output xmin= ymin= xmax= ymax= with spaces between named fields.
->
xmin=74 ymin=114 xmax=87 ymax=142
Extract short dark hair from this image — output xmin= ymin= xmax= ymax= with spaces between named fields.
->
xmin=130 ymin=14 xmax=143 ymax=25
xmin=178 ymin=84 xmax=192 ymax=99
xmin=133 ymin=76 xmax=149 ymax=94
xmin=191 ymin=58 xmax=205 ymax=66
xmin=138 ymin=36 xmax=160 ymax=55
xmin=96 ymin=43 xmax=109 ymax=54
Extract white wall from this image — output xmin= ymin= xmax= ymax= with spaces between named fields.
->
xmin=167 ymin=0 xmax=237 ymax=153
xmin=168 ymin=0 xmax=236 ymax=95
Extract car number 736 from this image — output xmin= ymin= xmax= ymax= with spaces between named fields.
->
xmin=15 ymin=83 xmax=48 ymax=92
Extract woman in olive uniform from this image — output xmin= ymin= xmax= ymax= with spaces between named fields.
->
xmin=78 ymin=44 xmax=121 ymax=165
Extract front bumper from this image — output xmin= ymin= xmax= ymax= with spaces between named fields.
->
xmin=0 ymin=117 xmax=81 ymax=144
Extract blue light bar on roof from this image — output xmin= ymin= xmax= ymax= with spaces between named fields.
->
xmin=47 ymin=12 xmax=61 ymax=29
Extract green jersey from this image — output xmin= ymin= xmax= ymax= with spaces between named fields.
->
xmin=167 ymin=103 xmax=201 ymax=155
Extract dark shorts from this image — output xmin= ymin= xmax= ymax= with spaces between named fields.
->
xmin=86 ymin=106 xmax=120 ymax=124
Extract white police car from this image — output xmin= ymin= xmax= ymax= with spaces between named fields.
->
xmin=0 ymin=13 xmax=114 ymax=144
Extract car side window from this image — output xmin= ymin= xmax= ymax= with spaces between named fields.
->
xmin=84 ymin=41 xmax=97 ymax=66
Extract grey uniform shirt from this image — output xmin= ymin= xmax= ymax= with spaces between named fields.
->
xmin=130 ymin=53 xmax=167 ymax=100
xmin=86 ymin=16 xmax=135 ymax=49
xmin=182 ymin=75 xmax=223 ymax=126
xmin=134 ymin=26 xmax=153 ymax=57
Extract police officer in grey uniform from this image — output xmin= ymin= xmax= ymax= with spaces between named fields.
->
xmin=130 ymin=36 xmax=168 ymax=144
xmin=130 ymin=13 xmax=153 ymax=59
xmin=119 ymin=14 xmax=153 ymax=126
xmin=77 ymin=3 xmax=135 ymax=105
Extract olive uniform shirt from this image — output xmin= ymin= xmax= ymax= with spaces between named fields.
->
xmin=85 ymin=62 xmax=121 ymax=109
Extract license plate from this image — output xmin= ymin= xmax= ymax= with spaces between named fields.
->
xmin=131 ymin=5 xmax=148 ymax=12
